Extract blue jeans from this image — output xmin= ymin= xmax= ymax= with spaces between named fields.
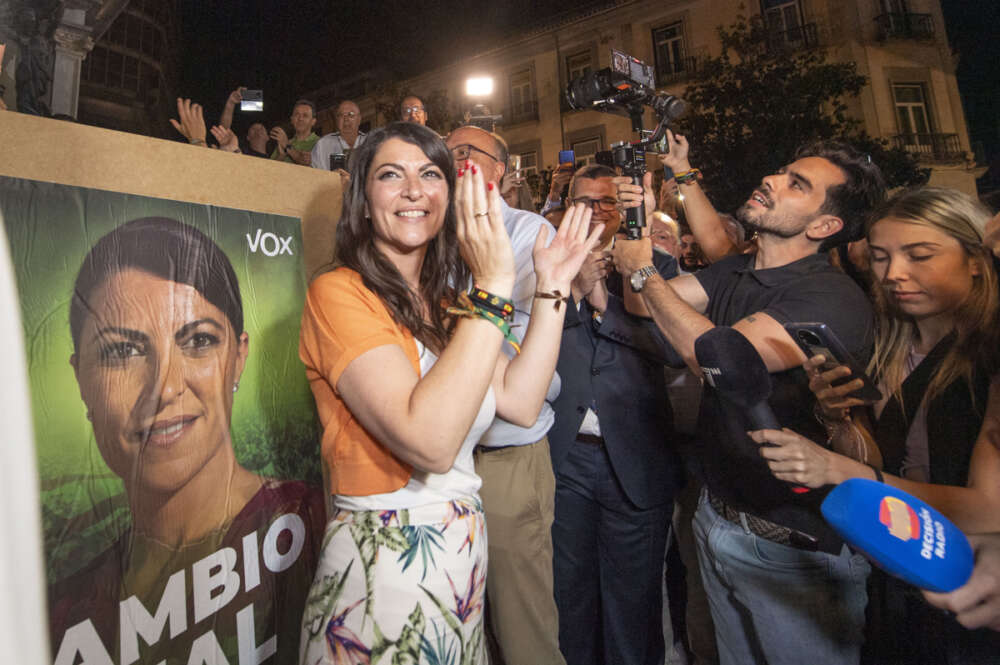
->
xmin=693 ymin=489 xmax=870 ymax=665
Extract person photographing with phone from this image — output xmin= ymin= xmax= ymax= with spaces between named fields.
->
xmin=750 ymin=187 xmax=1000 ymax=664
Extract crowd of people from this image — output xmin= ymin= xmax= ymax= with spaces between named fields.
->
xmin=158 ymin=85 xmax=1000 ymax=665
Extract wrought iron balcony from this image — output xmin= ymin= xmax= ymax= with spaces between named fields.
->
xmin=765 ymin=22 xmax=819 ymax=52
xmin=875 ymin=13 xmax=934 ymax=40
xmin=890 ymin=133 xmax=964 ymax=163
xmin=657 ymin=55 xmax=706 ymax=85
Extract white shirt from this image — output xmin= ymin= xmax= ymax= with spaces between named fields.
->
xmin=335 ymin=341 xmax=494 ymax=511
xmin=311 ymin=131 xmax=367 ymax=171
xmin=477 ymin=199 xmax=561 ymax=447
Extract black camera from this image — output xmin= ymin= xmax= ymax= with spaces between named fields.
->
xmin=330 ymin=153 xmax=348 ymax=171
xmin=566 ymin=49 xmax=686 ymax=239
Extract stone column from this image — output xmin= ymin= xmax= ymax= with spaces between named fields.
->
xmin=50 ymin=8 xmax=94 ymax=118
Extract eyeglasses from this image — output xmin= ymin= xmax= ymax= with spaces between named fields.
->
xmin=403 ymin=105 xmax=425 ymax=115
xmin=336 ymin=111 xmax=358 ymax=119
xmin=571 ymin=196 xmax=619 ymax=212
xmin=450 ymin=143 xmax=499 ymax=163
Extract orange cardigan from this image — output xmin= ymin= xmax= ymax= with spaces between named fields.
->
xmin=299 ymin=267 xmax=416 ymax=496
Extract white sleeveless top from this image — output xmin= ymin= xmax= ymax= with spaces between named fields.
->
xmin=334 ymin=341 xmax=495 ymax=511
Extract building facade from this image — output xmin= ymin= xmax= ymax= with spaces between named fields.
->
xmin=309 ymin=0 xmax=977 ymax=195
xmin=76 ymin=0 xmax=179 ymax=137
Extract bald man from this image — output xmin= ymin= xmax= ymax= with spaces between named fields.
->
xmin=311 ymin=100 xmax=366 ymax=171
xmin=446 ymin=125 xmax=566 ymax=665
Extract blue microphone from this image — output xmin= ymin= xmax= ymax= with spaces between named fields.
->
xmin=821 ymin=478 xmax=974 ymax=592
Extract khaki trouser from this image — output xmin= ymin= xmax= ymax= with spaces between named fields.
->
xmin=474 ymin=437 xmax=566 ymax=665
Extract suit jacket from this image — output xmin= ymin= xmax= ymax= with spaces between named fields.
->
xmin=548 ymin=254 xmax=683 ymax=509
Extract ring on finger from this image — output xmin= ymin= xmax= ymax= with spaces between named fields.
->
xmin=474 ymin=211 xmax=489 ymax=218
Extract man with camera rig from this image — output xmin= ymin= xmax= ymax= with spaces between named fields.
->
xmin=548 ymin=163 xmax=683 ymax=665
xmin=609 ymin=142 xmax=885 ymax=665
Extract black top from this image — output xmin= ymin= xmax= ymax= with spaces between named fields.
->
xmin=695 ymin=252 xmax=875 ymax=554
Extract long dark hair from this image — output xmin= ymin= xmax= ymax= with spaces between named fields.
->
xmin=335 ymin=122 xmax=468 ymax=350
xmin=70 ymin=217 xmax=243 ymax=353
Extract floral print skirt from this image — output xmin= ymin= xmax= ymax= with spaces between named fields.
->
xmin=299 ymin=497 xmax=488 ymax=665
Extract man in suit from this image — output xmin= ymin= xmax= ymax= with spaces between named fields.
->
xmin=549 ymin=164 xmax=683 ymax=665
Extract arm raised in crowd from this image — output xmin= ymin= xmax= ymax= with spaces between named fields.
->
xmin=659 ymin=129 xmax=738 ymax=262
xmin=169 ymin=97 xmax=208 ymax=146
xmin=219 ymin=86 xmax=244 ymax=130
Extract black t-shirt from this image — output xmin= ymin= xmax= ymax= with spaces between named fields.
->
xmin=695 ymin=252 xmax=875 ymax=553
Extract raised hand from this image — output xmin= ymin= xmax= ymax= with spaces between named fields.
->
xmin=659 ymin=129 xmax=691 ymax=173
xmin=210 ymin=125 xmax=239 ymax=152
xmin=169 ymin=98 xmax=208 ymax=145
xmin=226 ymin=86 xmax=245 ymax=107
xmin=455 ymin=161 xmax=515 ymax=296
xmin=533 ymin=202 xmax=605 ymax=294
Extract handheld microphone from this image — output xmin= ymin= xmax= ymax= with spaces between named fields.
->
xmin=694 ymin=326 xmax=780 ymax=430
xmin=821 ymin=478 xmax=973 ymax=592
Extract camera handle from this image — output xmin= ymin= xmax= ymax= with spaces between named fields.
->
xmin=624 ymin=174 xmax=644 ymax=240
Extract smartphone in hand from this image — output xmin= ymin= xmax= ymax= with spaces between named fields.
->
xmin=241 ymin=89 xmax=263 ymax=112
xmin=783 ymin=322 xmax=882 ymax=402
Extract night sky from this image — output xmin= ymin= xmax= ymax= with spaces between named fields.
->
xmin=177 ymin=0 xmax=997 ymax=165
xmin=177 ymin=0 xmax=592 ymax=133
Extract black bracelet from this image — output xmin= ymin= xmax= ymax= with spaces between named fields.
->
xmin=866 ymin=464 xmax=884 ymax=484
xmin=468 ymin=286 xmax=515 ymax=321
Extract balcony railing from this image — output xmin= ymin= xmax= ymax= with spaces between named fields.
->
xmin=875 ymin=13 xmax=934 ymax=40
xmin=504 ymin=100 xmax=539 ymax=125
xmin=657 ymin=55 xmax=706 ymax=85
xmin=891 ymin=133 xmax=964 ymax=163
xmin=765 ymin=22 xmax=819 ymax=52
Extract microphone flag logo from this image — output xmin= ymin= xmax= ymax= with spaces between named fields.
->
xmin=879 ymin=496 xmax=920 ymax=542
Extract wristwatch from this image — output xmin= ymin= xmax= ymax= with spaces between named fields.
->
xmin=629 ymin=265 xmax=657 ymax=292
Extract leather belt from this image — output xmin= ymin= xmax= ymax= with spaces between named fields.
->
xmin=707 ymin=492 xmax=819 ymax=551
xmin=575 ymin=433 xmax=605 ymax=446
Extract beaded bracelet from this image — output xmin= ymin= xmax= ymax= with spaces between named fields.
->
xmin=447 ymin=292 xmax=522 ymax=353
xmin=673 ymin=168 xmax=702 ymax=186
xmin=468 ymin=286 xmax=515 ymax=321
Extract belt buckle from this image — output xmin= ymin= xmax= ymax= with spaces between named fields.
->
xmin=787 ymin=527 xmax=820 ymax=552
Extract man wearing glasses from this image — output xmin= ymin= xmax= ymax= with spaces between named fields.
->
xmin=548 ymin=163 xmax=682 ymax=665
xmin=444 ymin=125 xmax=566 ymax=665
xmin=399 ymin=94 xmax=427 ymax=126
xmin=311 ymin=100 xmax=366 ymax=172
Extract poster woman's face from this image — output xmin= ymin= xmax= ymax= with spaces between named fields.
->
xmin=71 ymin=268 xmax=248 ymax=494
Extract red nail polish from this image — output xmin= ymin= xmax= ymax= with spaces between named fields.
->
xmin=487 ymin=182 xmax=494 ymax=191
xmin=458 ymin=169 xmax=464 ymax=177
xmin=465 ymin=160 xmax=471 ymax=169
xmin=472 ymin=165 xmax=478 ymax=175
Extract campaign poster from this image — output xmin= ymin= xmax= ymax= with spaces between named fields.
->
xmin=0 ymin=176 xmax=326 ymax=665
